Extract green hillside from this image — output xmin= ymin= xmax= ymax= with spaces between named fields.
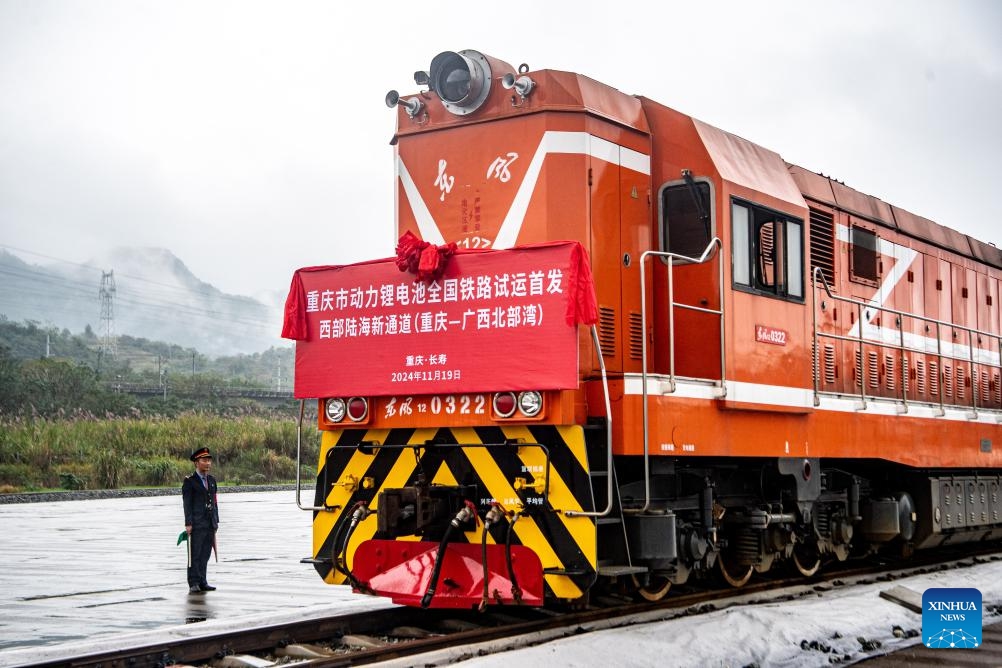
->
xmin=0 ymin=318 xmax=317 ymax=493
xmin=0 ymin=318 xmax=296 ymax=418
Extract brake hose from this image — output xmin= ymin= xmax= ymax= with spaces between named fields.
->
xmin=421 ymin=501 xmax=476 ymax=608
xmin=506 ymin=511 xmax=524 ymax=604
xmin=479 ymin=503 xmax=504 ymax=612
xmin=333 ymin=502 xmax=372 ymax=593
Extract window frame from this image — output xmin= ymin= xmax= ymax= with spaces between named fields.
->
xmin=658 ymin=176 xmax=716 ymax=264
xmin=730 ymin=197 xmax=805 ymax=303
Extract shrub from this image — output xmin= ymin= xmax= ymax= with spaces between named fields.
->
xmin=59 ymin=472 xmax=86 ymax=490
xmin=135 ymin=457 xmax=187 ymax=486
xmin=0 ymin=412 xmax=307 ymax=490
xmin=0 ymin=463 xmax=33 ymax=488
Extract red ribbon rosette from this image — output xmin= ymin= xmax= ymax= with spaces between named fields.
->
xmin=395 ymin=231 xmax=457 ymax=281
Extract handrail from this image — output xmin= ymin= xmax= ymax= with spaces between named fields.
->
xmin=295 ymin=399 xmax=326 ymax=511
xmin=811 ymin=267 xmax=1001 ymax=415
xmin=968 ymin=329 xmax=979 ymax=417
xmin=632 ymin=238 xmax=724 ymax=513
xmin=565 ymin=325 xmax=614 ymax=518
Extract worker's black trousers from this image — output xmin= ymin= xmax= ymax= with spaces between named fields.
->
xmin=187 ymin=528 xmax=215 ymax=587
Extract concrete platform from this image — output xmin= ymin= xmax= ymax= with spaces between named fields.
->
xmin=0 ymin=490 xmax=391 ymax=664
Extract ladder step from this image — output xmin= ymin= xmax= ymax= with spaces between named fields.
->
xmin=598 ymin=564 xmax=648 ymax=577
xmin=596 ymin=517 xmax=621 ymax=525
xmin=590 ymin=470 xmax=608 ymax=477
xmin=543 ymin=567 xmax=591 ymax=576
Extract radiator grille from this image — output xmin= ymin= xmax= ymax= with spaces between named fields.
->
xmin=628 ymin=312 xmax=644 ymax=360
xmin=824 ymin=344 xmax=836 ymax=384
xmin=809 ymin=208 xmax=836 ymax=287
xmin=597 ymin=306 xmax=616 ymax=357
xmin=868 ymin=351 xmax=879 ymax=389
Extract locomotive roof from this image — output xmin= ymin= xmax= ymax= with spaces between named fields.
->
xmin=788 ymin=163 xmax=1002 ymax=270
xmin=389 ymin=51 xmax=1000 ymax=271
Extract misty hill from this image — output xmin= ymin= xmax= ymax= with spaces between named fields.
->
xmin=0 ymin=248 xmax=286 ymax=356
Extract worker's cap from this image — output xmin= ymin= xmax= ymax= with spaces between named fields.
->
xmin=190 ymin=447 xmax=212 ymax=462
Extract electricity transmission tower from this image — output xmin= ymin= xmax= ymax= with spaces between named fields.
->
xmin=99 ymin=270 xmax=117 ymax=358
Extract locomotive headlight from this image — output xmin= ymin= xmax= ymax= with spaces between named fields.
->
xmin=428 ymin=50 xmax=493 ymax=115
xmin=325 ymin=397 xmax=346 ymax=423
xmin=517 ymin=391 xmax=543 ymax=417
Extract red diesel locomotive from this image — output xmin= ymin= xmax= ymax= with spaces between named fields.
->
xmin=283 ymin=49 xmax=1002 ymax=608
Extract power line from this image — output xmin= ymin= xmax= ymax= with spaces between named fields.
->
xmin=0 ymin=261 xmax=280 ymax=329
xmin=0 ymin=244 xmax=278 ymax=309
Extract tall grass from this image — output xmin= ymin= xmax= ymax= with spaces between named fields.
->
xmin=0 ymin=412 xmax=320 ymax=492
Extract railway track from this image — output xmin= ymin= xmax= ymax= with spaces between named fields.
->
xmin=25 ymin=547 xmax=1001 ymax=668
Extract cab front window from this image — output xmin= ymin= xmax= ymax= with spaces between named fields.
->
xmin=660 ymin=176 xmax=714 ymax=259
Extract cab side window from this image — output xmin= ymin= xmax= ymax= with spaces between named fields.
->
xmin=850 ymin=226 xmax=879 ymax=285
xmin=732 ymin=199 xmax=803 ymax=301
xmin=661 ymin=179 xmax=713 ymax=259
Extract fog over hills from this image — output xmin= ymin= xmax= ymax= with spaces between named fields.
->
xmin=0 ymin=247 xmax=286 ymax=357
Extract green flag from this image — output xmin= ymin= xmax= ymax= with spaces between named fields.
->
xmin=177 ymin=530 xmax=188 ymax=545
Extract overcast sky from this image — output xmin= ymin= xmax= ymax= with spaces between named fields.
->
xmin=1 ymin=0 xmax=1000 ymax=300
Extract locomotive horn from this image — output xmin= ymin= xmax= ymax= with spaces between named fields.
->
xmin=501 ymin=73 xmax=535 ymax=98
xmin=384 ymin=90 xmax=424 ymax=118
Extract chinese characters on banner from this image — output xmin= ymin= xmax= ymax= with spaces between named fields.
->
xmin=283 ymin=242 xmax=597 ymax=399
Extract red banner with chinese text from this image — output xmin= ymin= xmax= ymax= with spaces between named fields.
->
xmin=282 ymin=242 xmax=597 ymax=399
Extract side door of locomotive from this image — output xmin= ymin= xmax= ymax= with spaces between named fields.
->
xmin=727 ymin=197 xmax=812 ymax=399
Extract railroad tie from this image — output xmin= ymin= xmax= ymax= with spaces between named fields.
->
xmin=340 ymin=634 xmax=388 ymax=649
xmin=275 ymin=643 xmax=336 ymax=659
xmin=210 ymin=655 xmax=275 ymax=668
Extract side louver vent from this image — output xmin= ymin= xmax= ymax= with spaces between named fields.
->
xmin=824 ymin=344 xmax=836 ymax=384
xmin=628 ymin=312 xmax=644 ymax=360
xmin=810 ymin=208 xmax=836 ymax=287
xmin=597 ymin=306 xmax=616 ymax=357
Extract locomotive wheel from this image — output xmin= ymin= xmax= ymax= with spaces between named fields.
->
xmin=792 ymin=542 xmax=822 ymax=578
xmin=632 ymin=574 xmax=672 ymax=601
xmin=717 ymin=552 xmax=753 ymax=588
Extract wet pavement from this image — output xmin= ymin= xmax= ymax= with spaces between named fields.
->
xmin=0 ymin=490 xmax=389 ymax=660
xmin=5 ymin=490 xmax=1000 ymax=668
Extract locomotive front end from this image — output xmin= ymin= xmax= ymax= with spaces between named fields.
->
xmin=284 ymin=43 xmax=616 ymax=599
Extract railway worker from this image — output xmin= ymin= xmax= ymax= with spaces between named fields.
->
xmin=182 ymin=447 xmax=219 ymax=594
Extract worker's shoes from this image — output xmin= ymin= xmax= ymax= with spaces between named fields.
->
xmin=188 ymin=585 xmax=203 ymax=594
xmin=200 ymin=584 xmax=216 ymax=591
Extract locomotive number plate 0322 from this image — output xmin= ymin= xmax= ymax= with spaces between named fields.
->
xmin=382 ymin=394 xmax=488 ymax=419
xmin=755 ymin=325 xmax=788 ymax=346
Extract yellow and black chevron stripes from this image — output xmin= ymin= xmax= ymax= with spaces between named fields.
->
xmin=310 ymin=425 xmax=598 ymax=602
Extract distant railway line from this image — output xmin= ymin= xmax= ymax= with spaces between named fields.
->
xmin=106 ymin=381 xmax=293 ymax=400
